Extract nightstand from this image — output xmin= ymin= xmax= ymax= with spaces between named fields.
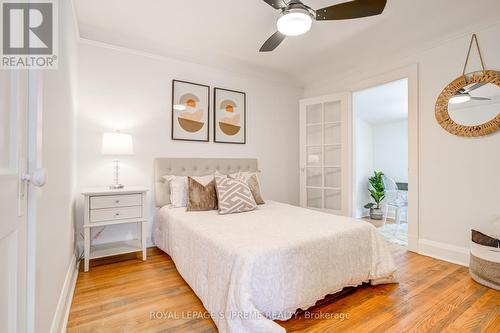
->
xmin=82 ymin=186 xmax=149 ymax=272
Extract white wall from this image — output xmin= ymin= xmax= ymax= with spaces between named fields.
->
xmin=304 ymin=23 xmax=500 ymax=264
xmin=35 ymin=0 xmax=78 ymax=332
xmin=76 ymin=41 xmax=303 ymax=245
xmin=372 ymin=120 xmax=408 ymax=183
xmin=353 ymin=118 xmax=373 ymax=218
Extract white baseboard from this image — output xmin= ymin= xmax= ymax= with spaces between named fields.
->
xmin=418 ymin=238 xmax=470 ymax=267
xmin=50 ymin=254 xmax=79 ymax=333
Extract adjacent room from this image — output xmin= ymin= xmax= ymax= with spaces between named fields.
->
xmin=1 ymin=1 xmax=499 ymax=332
xmin=353 ymin=79 xmax=409 ymax=246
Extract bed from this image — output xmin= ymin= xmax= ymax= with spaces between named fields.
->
xmin=152 ymin=158 xmax=397 ymax=333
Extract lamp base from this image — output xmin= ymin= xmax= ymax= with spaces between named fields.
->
xmin=109 ymin=184 xmax=124 ymax=190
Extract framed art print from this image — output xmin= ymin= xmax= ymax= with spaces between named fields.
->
xmin=172 ymin=80 xmax=210 ymax=142
xmin=214 ymin=88 xmax=246 ymax=144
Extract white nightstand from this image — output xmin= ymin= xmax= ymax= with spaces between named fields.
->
xmin=82 ymin=186 xmax=149 ymax=272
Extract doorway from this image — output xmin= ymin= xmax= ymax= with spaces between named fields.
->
xmin=352 ymin=78 xmax=409 ymax=247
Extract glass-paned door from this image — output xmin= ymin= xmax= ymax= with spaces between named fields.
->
xmin=300 ymin=94 xmax=350 ymax=216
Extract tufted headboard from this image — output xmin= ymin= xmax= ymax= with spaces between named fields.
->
xmin=154 ymin=158 xmax=258 ymax=207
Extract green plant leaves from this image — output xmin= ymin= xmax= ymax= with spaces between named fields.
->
xmin=366 ymin=170 xmax=385 ymax=208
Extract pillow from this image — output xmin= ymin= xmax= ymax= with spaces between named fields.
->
xmin=215 ymin=174 xmax=257 ymax=215
xmin=186 ymin=177 xmax=218 ymax=211
xmin=162 ymin=175 xmax=186 ymax=207
xmin=162 ymin=175 xmax=214 ymax=207
xmin=231 ymin=172 xmax=265 ymax=205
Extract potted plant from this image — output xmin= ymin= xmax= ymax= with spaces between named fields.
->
xmin=364 ymin=171 xmax=385 ymax=220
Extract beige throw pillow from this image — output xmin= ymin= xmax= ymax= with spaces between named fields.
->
xmin=214 ymin=174 xmax=257 ymax=215
xmin=186 ymin=177 xmax=218 ymax=211
xmin=231 ymin=172 xmax=265 ymax=205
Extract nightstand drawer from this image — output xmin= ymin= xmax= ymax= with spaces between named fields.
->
xmin=90 ymin=194 xmax=142 ymax=209
xmin=90 ymin=206 xmax=142 ymax=223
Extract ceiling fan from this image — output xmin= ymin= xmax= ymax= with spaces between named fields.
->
xmin=449 ymin=82 xmax=492 ymax=104
xmin=260 ymin=0 xmax=388 ymax=52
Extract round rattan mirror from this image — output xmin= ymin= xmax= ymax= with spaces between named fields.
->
xmin=435 ymin=70 xmax=500 ymax=137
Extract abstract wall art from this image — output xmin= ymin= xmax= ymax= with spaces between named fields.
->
xmin=214 ymin=88 xmax=246 ymax=144
xmin=172 ymin=80 xmax=210 ymax=141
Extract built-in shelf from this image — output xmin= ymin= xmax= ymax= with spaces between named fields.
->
xmin=90 ymin=240 xmax=141 ymax=259
xmin=84 ymin=217 xmax=146 ymax=228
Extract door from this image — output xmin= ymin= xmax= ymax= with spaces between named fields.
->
xmin=0 ymin=70 xmax=28 ymax=333
xmin=299 ymin=93 xmax=351 ymax=216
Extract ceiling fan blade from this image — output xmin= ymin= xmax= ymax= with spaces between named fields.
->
xmin=316 ymin=0 xmax=387 ymax=21
xmin=470 ymin=97 xmax=491 ymax=101
xmin=462 ymin=82 xmax=487 ymax=94
xmin=259 ymin=31 xmax=286 ymax=52
xmin=262 ymin=0 xmax=287 ymax=10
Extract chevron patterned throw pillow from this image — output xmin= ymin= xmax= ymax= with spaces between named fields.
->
xmin=214 ymin=174 xmax=257 ymax=215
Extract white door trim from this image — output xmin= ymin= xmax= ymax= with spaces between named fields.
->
xmin=349 ymin=64 xmax=419 ymax=252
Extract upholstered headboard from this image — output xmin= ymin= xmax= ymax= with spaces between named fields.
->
xmin=154 ymin=158 xmax=258 ymax=207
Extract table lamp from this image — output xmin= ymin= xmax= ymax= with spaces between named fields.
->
xmin=101 ymin=131 xmax=134 ymax=189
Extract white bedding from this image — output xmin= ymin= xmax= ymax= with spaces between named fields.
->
xmin=153 ymin=201 xmax=397 ymax=333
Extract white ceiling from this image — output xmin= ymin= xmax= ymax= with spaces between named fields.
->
xmin=74 ymin=0 xmax=500 ymax=84
xmin=353 ymin=78 xmax=408 ymax=124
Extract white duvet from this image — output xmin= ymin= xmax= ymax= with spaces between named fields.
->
xmin=153 ymin=201 xmax=397 ymax=333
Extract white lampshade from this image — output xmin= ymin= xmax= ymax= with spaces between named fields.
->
xmin=101 ymin=132 xmax=134 ymax=155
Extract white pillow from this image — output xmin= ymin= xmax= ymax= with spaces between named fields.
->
xmin=163 ymin=175 xmax=214 ymax=207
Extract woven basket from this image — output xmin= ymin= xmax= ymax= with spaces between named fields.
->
xmin=469 ymin=241 xmax=500 ymax=290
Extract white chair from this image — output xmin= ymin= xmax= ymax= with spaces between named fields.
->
xmin=381 ymin=175 xmax=408 ymax=231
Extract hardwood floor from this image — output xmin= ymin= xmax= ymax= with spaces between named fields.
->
xmin=67 ymin=247 xmax=500 ymax=333
xmin=362 ymin=216 xmax=399 ymax=227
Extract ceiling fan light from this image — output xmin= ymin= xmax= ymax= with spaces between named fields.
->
xmin=449 ymin=94 xmax=471 ymax=104
xmin=277 ymin=11 xmax=312 ymax=36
